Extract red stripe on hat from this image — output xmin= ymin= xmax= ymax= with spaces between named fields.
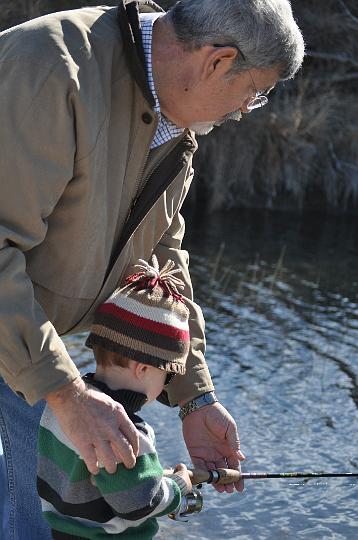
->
xmin=98 ymin=303 xmax=190 ymax=341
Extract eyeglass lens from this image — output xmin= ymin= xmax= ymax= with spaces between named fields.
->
xmin=246 ymin=95 xmax=269 ymax=111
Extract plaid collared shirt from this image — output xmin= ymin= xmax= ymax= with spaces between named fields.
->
xmin=140 ymin=13 xmax=184 ymax=149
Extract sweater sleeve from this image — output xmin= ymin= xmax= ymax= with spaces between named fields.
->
xmin=153 ymin=163 xmax=214 ymax=406
xmin=92 ymin=425 xmax=181 ymax=521
xmin=0 ymin=42 xmax=82 ymax=403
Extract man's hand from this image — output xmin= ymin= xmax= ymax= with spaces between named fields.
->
xmin=46 ymin=377 xmax=139 ymax=475
xmin=182 ymin=402 xmax=245 ymax=493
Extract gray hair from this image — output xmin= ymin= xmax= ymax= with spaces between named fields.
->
xmin=166 ymin=0 xmax=305 ymax=79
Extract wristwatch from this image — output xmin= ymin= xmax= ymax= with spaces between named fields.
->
xmin=179 ymin=391 xmax=218 ymax=421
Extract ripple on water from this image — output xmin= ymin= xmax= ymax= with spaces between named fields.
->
xmin=66 ymin=211 xmax=358 ymax=540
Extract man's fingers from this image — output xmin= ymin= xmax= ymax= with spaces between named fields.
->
xmin=77 ymin=436 xmax=136 ymax=475
xmin=81 ymin=435 xmax=136 ymax=474
xmin=226 ymin=424 xmax=246 ymax=461
xmin=227 ymin=437 xmax=245 ymax=461
xmin=226 ymin=439 xmax=245 ymax=492
xmin=111 ymin=434 xmax=136 ymax=469
xmin=206 ymin=460 xmax=217 ymax=472
xmin=227 ymin=454 xmax=244 ymax=493
xmin=80 ymin=444 xmax=99 ymax=475
xmin=115 ymin=408 xmax=140 ymax=457
xmin=183 ymin=402 xmax=245 ymax=496
xmin=226 ymin=435 xmax=245 ymax=491
xmin=94 ymin=440 xmax=118 ymax=474
xmin=234 ymin=478 xmax=244 ymax=492
xmin=226 ymin=453 xmax=240 ymax=472
xmin=213 ymin=458 xmax=237 ymax=494
xmin=48 ymin=385 xmax=140 ymax=474
xmin=189 ymin=456 xmax=207 ymax=471
xmin=206 ymin=459 xmax=227 ymax=493
xmin=94 ymin=404 xmax=138 ymax=468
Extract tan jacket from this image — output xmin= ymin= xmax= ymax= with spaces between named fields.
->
xmin=0 ymin=1 xmax=214 ymax=406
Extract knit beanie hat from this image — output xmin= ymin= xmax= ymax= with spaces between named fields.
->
xmin=86 ymin=256 xmax=190 ymax=374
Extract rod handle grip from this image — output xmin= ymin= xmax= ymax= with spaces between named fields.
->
xmin=163 ymin=467 xmax=242 ymax=485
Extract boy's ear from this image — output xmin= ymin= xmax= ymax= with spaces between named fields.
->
xmin=135 ymin=362 xmax=149 ymax=380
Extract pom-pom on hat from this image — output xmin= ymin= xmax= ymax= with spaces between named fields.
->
xmin=86 ymin=255 xmax=190 ymax=374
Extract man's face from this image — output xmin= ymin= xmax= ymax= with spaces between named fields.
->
xmin=187 ymin=66 xmax=279 ymax=135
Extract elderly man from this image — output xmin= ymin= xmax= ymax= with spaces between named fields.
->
xmin=0 ymin=0 xmax=304 ymax=538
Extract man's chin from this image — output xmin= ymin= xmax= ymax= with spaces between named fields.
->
xmin=189 ymin=111 xmax=243 ymax=135
xmin=188 ymin=122 xmax=215 ymax=136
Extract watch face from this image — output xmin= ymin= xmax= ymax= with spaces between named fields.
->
xmin=198 ymin=392 xmax=215 ymax=406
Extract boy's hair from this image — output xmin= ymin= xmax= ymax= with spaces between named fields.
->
xmin=93 ymin=345 xmax=130 ymax=369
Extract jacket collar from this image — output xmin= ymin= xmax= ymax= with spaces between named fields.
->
xmin=117 ymin=1 xmax=164 ymax=109
xmin=83 ymin=372 xmax=148 ymax=413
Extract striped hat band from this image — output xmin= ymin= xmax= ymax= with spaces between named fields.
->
xmin=86 ymin=258 xmax=190 ymax=374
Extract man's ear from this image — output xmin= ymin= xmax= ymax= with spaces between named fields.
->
xmin=201 ymin=45 xmax=238 ymax=81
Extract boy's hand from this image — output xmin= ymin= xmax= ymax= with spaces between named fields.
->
xmin=173 ymin=462 xmax=192 ymax=494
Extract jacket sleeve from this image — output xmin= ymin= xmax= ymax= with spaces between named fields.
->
xmin=153 ymin=163 xmax=214 ymax=407
xmin=0 ymin=55 xmax=81 ymax=404
xmin=93 ymin=429 xmax=182 ymax=520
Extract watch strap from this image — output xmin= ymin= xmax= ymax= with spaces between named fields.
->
xmin=179 ymin=392 xmax=218 ymax=421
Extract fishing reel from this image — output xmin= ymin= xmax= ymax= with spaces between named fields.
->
xmin=168 ymin=487 xmax=204 ymax=522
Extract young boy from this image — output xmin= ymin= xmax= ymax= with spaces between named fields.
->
xmin=37 ymin=256 xmax=193 ymax=539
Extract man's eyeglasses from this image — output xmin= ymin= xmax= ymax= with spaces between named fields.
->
xmin=246 ymin=70 xmax=269 ymax=111
xmin=213 ymin=44 xmax=269 ymax=111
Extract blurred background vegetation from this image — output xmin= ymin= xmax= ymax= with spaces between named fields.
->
xmin=1 ymin=1 xmax=357 ymax=214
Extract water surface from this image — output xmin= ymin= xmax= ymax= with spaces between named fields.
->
xmin=66 ymin=210 xmax=358 ymax=539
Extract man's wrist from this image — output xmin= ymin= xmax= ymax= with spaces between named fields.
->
xmin=178 ymin=391 xmax=218 ymax=421
xmin=45 ymin=377 xmax=85 ymax=406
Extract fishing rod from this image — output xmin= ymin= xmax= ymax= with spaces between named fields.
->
xmin=164 ymin=466 xmax=358 ymax=486
xmin=164 ymin=467 xmax=358 ymax=520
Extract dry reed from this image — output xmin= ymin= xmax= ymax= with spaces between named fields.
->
xmin=1 ymin=0 xmax=357 ymax=213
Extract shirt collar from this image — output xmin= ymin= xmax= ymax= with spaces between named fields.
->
xmin=139 ymin=12 xmax=163 ymax=114
xmin=140 ymin=13 xmax=184 ymax=148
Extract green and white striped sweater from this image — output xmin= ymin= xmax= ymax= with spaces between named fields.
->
xmin=37 ymin=378 xmax=182 ymax=540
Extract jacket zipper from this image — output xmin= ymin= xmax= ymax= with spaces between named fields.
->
xmin=124 ymin=128 xmax=189 ymax=227
xmin=107 ymin=132 xmax=196 ymax=274
xmin=124 ymin=108 xmax=162 ymax=227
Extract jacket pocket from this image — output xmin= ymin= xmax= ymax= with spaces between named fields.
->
xmin=32 ymin=281 xmax=95 ymax=335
